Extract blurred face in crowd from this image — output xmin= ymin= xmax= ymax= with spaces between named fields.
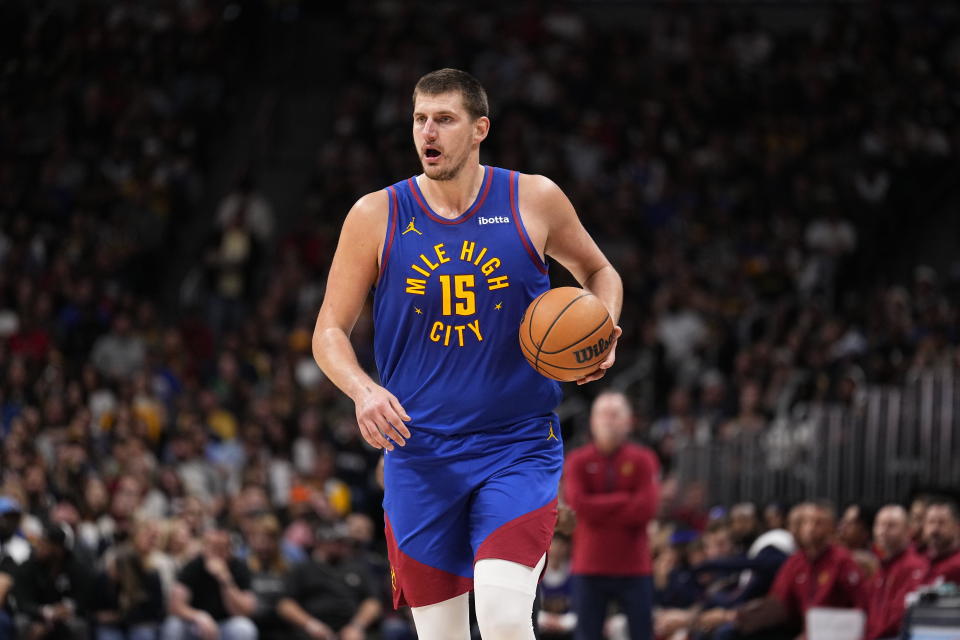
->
xmin=910 ymin=497 xmax=929 ymax=541
xmin=874 ymin=505 xmax=910 ymax=558
xmin=132 ymin=520 xmax=158 ymax=556
xmin=923 ymin=504 xmax=960 ymax=558
xmin=703 ymin=527 xmax=734 ymax=560
xmin=590 ymin=392 xmax=632 ymax=454
xmin=412 ymin=90 xmax=488 ymax=181
xmin=787 ymin=504 xmax=805 ymax=538
xmin=838 ymin=504 xmax=871 ymax=550
xmin=249 ymin=517 xmax=279 ymax=560
xmin=730 ymin=503 xmax=760 ymax=544
xmin=203 ymin=529 xmax=232 ymax=560
xmin=765 ymin=503 xmax=786 ymax=531
xmin=797 ymin=504 xmax=835 ymax=555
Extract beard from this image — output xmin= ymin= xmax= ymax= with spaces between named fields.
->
xmin=422 ymin=150 xmax=469 ymax=181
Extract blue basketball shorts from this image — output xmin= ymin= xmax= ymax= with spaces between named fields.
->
xmin=383 ymin=413 xmax=563 ymax=608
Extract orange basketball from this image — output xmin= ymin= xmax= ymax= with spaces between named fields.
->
xmin=518 ymin=287 xmax=616 ymax=382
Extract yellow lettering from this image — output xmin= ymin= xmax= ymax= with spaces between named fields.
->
xmin=473 ymin=247 xmax=488 ymax=266
xmin=420 ymin=254 xmax=439 ymax=271
xmin=411 ymin=263 xmax=431 ymax=278
xmin=460 ymin=240 xmax=475 ymax=262
xmin=429 ymin=321 xmax=443 ymax=342
xmin=467 ymin=319 xmax=482 ymax=342
xmin=443 ymin=325 xmax=451 ymax=346
xmin=434 ymin=243 xmax=450 ymax=264
xmin=454 ymin=325 xmax=466 ymax=347
xmin=480 ymin=257 xmax=501 ymax=276
xmin=455 ymin=275 xmax=475 ymax=315
xmin=405 ymin=278 xmax=426 ymax=295
xmin=487 ymin=276 xmax=510 ymax=290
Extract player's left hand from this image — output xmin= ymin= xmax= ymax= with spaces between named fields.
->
xmin=576 ymin=325 xmax=621 ymax=385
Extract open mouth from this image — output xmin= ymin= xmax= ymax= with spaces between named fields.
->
xmin=424 ymin=147 xmax=441 ymax=160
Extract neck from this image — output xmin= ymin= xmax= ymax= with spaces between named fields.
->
xmin=595 ymin=440 xmax=622 ymax=455
xmin=419 ymin=162 xmax=484 ymax=218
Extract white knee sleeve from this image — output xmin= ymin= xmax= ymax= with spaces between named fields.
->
xmin=410 ymin=592 xmax=470 ymax=640
xmin=474 ymin=555 xmax=546 ymax=640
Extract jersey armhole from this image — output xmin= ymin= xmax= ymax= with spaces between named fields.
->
xmin=509 ymin=171 xmax=549 ymax=275
xmin=377 ymin=186 xmax=399 ymax=286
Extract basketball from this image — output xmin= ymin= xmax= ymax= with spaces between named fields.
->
xmin=518 ymin=287 xmax=616 ymax=382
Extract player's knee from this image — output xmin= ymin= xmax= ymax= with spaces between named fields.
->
xmin=474 ymin=584 xmax=535 ymax=640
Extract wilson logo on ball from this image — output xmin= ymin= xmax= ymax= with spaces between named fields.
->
xmin=573 ymin=332 xmax=614 ymax=363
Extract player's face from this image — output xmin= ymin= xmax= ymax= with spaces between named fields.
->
xmin=413 ymin=91 xmax=488 ymax=181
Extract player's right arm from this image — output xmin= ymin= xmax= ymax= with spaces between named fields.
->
xmin=312 ymin=191 xmax=411 ymax=451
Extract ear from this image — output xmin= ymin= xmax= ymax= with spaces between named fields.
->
xmin=474 ymin=116 xmax=490 ymax=144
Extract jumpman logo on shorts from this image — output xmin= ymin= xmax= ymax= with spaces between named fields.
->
xmin=546 ymin=424 xmax=559 ymax=441
xmin=402 ymin=217 xmax=423 ymax=235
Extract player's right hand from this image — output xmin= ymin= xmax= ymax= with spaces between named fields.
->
xmin=355 ymin=385 xmax=411 ymax=451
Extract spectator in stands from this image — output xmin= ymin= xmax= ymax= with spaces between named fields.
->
xmin=13 ymin=523 xmax=96 ymax=640
xmin=0 ymin=497 xmax=27 ymax=639
xmin=839 ymin=504 xmax=876 ymax=553
xmin=538 ymin=534 xmax=576 ymax=640
xmin=246 ymin=515 xmax=291 ymax=640
xmin=93 ymin=519 xmax=166 ymax=640
xmin=908 ymin=494 xmax=932 ymax=552
xmin=164 ymin=528 xmax=257 ymax=640
xmin=728 ymin=503 xmax=761 ymax=552
xmin=865 ymin=505 xmax=927 ymax=640
xmin=564 ymin=391 xmax=660 ymax=640
xmin=920 ymin=499 xmax=960 ymax=585
xmin=277 ymin=522 xmax=381 ymax=640
xmin=701 ymin=501 xmax=869 ymax=639
xmin=90 ymin=315 xmax=147 ymax=382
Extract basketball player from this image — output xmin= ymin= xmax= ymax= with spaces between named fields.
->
xmin=312 ymin=69 xmax=622 ymax=639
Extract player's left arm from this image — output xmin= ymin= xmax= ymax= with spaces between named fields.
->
xmin=520 ymin=174 xmax=623 ymax=384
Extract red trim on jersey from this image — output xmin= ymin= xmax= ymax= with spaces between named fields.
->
xmin=406 ymin=165 xmax=493 ymax=225
xmin=378 ymin=187 xmax=399 ymax=284
xmin=385 ymin=515 xmax=473 ymax=609
xmin=509 ymin=171 xmax=549 ymax=275
xmin=475 ymin=498 xmax=558 ymax=566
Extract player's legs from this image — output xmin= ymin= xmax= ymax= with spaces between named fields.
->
xmin=410 ymin=592 xmax=470 ymax=640
xmin=474 ymin=555 xmax=546 ymax=640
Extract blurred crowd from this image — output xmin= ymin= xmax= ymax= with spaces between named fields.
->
xmin=2 ymin=1 xmax=960 ymax=639
xmin=541 ymin=493 xmax=960 ymax=640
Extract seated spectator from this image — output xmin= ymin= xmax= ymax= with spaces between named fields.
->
xmin=13 ymin=523 xmax=96 ymax=640
xmin=839 ymin=503 xmax=878 ymax=572
xmin=538 ymin=534 xmax=576 ymax=640
xmin=919 ymin=499 xmax=960 ymax=585
xmin=277 ymin=522 xmax=381 ymax=640
xmin=163 ymin=528 xmax=257 ymax=640
xmin=246 ymin=515 xmax=291 ymax=640
xmin=728 ymin=503 xmax=761 ymax=552
xmin=93 ymin=520 xmax=166 ymax=640
xmin=698 ymin=501 xmax=870 ymax=639
xmin=865 ymin=505 xmax=926 ymax=640
xmin=0 ymin=496 xmax=28 ymax=640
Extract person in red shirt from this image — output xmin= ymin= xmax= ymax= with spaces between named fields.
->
xmin=920 ymin=499 xmax=960 ymax=585
xmin=703 ymin=501 xmax=871 ymax=639
xmin=563 ymin=390 xmax=660 ymax=640
xmin=865 ymin=505 xmax=928 ymax=640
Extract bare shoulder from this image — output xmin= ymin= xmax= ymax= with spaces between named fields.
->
xmin=347 ymin=189 xmax=390 ymax=226
xmin=517 ymin=173 xmax=568 ymax=208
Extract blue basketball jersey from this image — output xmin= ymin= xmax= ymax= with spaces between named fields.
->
xmin=373 ymin=166 xmax=562 ymax=436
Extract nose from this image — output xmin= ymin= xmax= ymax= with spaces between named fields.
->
xmin=421 ymin=118 xmax=438 ymax=139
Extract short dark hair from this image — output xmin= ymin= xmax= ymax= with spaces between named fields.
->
xmin=413 ymin=68 xmax=489 ymax=120
xmin=927 ymin=498 xmax=960 ymax=522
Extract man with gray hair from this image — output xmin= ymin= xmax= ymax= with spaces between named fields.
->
xmin=865 ymin=505 xmax=927 ymax=640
